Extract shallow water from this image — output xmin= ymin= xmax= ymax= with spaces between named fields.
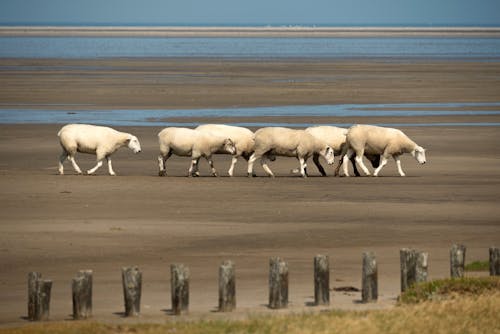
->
xmin=1 ymin=36 xmax=500 ymax=59
xmin=1 ymin=102 xmax=499 ymax=127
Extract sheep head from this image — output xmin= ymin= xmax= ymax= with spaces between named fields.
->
xmin=412 ymin=146 xmax=426 ymax=164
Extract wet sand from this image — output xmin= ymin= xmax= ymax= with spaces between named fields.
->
xmin=0 ymin=58 xmax=500 ymax=326
xmin=2 ymin=59 xmax=500 ymax=110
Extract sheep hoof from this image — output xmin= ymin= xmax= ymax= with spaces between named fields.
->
xmin=158 ymin=171 xmax=167 ymax=177
xmin=247 ymin=172 xmax=255 ymax=178
xmin=212 ymin=173 xmax=218 ymax=177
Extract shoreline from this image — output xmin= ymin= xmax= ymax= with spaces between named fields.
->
xmin=2 ymin=26 xmax=500 ymax=37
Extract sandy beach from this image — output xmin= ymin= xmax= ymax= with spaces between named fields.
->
xmin=0 ymin=57 xmax=499 ymax=326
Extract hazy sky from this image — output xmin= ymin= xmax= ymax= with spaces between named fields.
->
xmin=1 ymin=0 xmax=499 ymax=26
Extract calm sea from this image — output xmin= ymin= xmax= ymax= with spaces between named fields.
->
xmin=2 ymin=103 xmax=500 ymax=127
xmin=1 ymin=36 xmax=500 ymax=59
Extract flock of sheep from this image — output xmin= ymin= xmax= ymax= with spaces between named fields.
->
xmin=57 ymin=123 xmax=427 ymax=177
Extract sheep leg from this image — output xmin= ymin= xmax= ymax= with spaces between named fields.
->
xmin=87 ymin=159 xmax=103 ymax=175
xmin=333 ymin=159 xmax=342 ymax=176
xmin=68 ymin=155 xmax=83 ymax=175
xmin=158 ymin=151 xmax=172 ymax=176
xmin=313 ymin=153 xmax=326 ymax=176
xmin=394 ymin=155 xmax=406 ymax=177
xmin=106 ymin=156 xmax=116 ymax=176
xmin=299 ymin=157 xmax=308 ymax=178
xmin=350 ymin=156 xmax=361 ymax=177
xmin=355 ymin=154 xmax=371 ymax=176
xmin=228 ymin=156 xmax=238 ymax=177
xmin=158 ymin=155 xmax=166 ymax=176
xmin=205 ymin=155 xmax=218 ymax=177
xmin=373 ymin=156 xmax=388 ymax=176
xmin=188 ymin=158 xmax=200 ymax=177
xmin=260 ymin=156 xmax=275 ymax=178
xmin=247 ymin=153 xmax=258 ymax=177
xmin=342 ymin=149 xmax=354 ymax=177
xmin=58 ymin=151 xmax=68 ymax=175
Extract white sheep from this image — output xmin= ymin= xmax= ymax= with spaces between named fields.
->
xmin=292 ymin=126 xmax=380 ymax=176
xmin=58 ymin=123 xmax=142 ymax=176
xmin=247 ymin=127 xmax=334 ymax=178
xmin=157 ymin=127 xmax=236 ymax=177
xmin=195 ymin=124 xmax=255 ymax=176
xmin=342 ymin=124 xmax=426 ymax=177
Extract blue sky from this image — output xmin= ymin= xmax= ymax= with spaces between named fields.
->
xmin=1 ymin=0 xmax=499 ymax=26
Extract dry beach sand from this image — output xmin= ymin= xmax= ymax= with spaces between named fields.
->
xmin=0 ymin=57 xmax=499 ymax=326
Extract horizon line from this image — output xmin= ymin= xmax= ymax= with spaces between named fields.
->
xmin=1 ymin=25 xmax=500 ymax=38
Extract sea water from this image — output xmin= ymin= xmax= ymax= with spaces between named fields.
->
xmin=1 ymin=36 xmax=500 ymax=59
xmin=1 ymin=103 xmax=499 ymax=127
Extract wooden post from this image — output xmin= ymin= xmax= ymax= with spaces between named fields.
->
xmin=28 ymin=273 xmax=52 ymax=321
xmin=218 ymin=260 xmax=236 ymax=312
xmin=28 ymin=272 xmax=41 ymax=321
xmin=415 ymin=251 xmax=428 ymax=284
xmin=490 ymin=247 xmax=500 ymax=276
xmin=72 ymin=270 xmax=93 ymax=319
xmin=450 ymin=244 xmax=466 ymax=278
xmin=400 ymin=248 xmax=416 ymax=292
xmin=269 ymin=257 xmax=288 ymax=309
xmin=401 ymin=248 xmax=428 ymax=292
xmin=121 ymin=266 xmax=141 ymax=317
xmin=35 ymin=280 xmax=52 ymax=321
xmin=362 ymin=252 xmax=378 ymax=303
xmin=171 ymin=264 xmax=189 ymax=315
xmin=314 ymin=255 xmax=329 ymax=306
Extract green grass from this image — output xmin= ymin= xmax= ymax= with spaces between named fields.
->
xmin=464 ymin=260 xmax=489 ymax=272
xmin=399 ymin=276 xmax=500 ymax=304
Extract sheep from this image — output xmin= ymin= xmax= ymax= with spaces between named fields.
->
xmin=195 ymin=124 xmax=255 ymax=176
xmin=342 ymin=124 xmax=426 ymax=177
xmin=291 ymin=126 xmax=380 ymax=176
xmin=57 ymin=123 xmax=142 ymax=176
xmin=247 ymin=127 xmax=334 ymax=178
xmin=157 ymin=127 xmax=236 ymax=177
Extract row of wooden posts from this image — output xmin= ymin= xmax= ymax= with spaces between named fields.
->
xmin=27 ymin=245 xmax=500 ymax=321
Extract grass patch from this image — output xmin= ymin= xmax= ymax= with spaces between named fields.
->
xmin=464 ymin=260 xmax=489 ymax=272
xmin=399 ymin=276 xmax=500 ymax=304
xmin=3 ymin=293 xmax=500 ymax=334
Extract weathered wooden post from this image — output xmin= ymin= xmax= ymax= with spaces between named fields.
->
xmin=400 ymin=248 xmax=428 ymax=292
xmin=72 ymin=270 xmax=93 ymax=319
xmin=400 ymin=248 xmax=416 ymax=292
xmin=171 ymin=264 xmax=189 ymax=315
xmin=450 ymin=244 xmax=466 ymax=278
xmin=218 ymin=260 xmax=236 ymax=312
xmin=490 ymin=247 xmax=500 ymax=276
xmin=28 ymin=272 xmax=41 ymax=321
xmin=36 ymin=279 xmax=52 ymax=321
xmin=121 ymin=266 xmax=141 ymax=317
xmin=362 ymin=252 xmax=378 ymax=303
xmin=314 ymin=255 xmax=329 ymax=306
xmin=415 ymin=251 xmax=428 ymax=283
xmin=27 ymin=272 xmax=52 ymax=321
xmin=269 ymin=257 xmax=288 ymax=309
